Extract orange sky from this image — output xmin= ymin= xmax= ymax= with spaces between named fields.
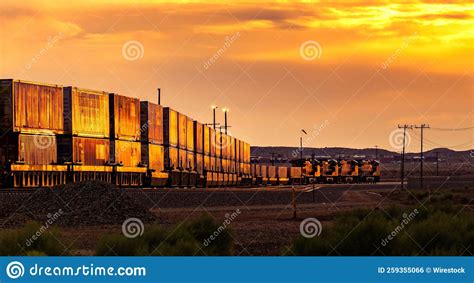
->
xmin=0 ymin=0 xmax=472 ymax=152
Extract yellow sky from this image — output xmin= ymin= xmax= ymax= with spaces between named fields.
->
xmin=0 ymin=0 xmax=472 ymax=152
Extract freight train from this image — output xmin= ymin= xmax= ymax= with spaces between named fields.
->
xmin=0 ymin=79 xmax=380 ymax=188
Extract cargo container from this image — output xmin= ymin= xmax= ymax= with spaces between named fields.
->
xmin=230 ymin=136 xmax=235 ymax=160
xmin=187 ymin=117 xmax=194 ymax=151
xmin=268 ymin=166 xmax=277 ymax=184
xmin=194 ymin=121 xmax=203 ymax=154
xmin=109 ymin=94 xmax=140 ymax=141
xmin=111 ymin=140 xmax=141 ymax=167
xmin=210 ymin=128 xmax=216 ymax=157
xmin=290 ymin=167 xmax=303 ymax=184
xmin=163 ymin=108 xmax=178 ymax=147
xmin=57 ymin=136 xmax=109 ymax=165
xmin=278 ymin=166 xmax=289 ymax=185
xmin=63 ymin=87 xmax=109 ymax=138
xmin=140 ymin=143 xmax=168 ymax=186
xmin=0 ymin=79 xmax=64 ymax=134
xmin=0 ymin=133 xmax=57 ymax=165
xmin=178 ymin=113 xmax=187 ymax=149
xmin=140 ymin=102 xmax=163 ymax=145
xmin=203 ymin=126 xmax=210 ymax=155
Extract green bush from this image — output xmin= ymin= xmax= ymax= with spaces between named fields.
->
xmin=289 ymin=206 xmax=473 ymax=256
xmin=96 ymin=214 xmax=234 ymax=256
xmin=0 ymin=222 xmax=65 ymax=256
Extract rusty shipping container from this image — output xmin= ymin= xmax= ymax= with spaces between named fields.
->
xmin=163 ymin=108 xmax=178 ymax=147
xmin=109 ymin=93 xmax=140 ymax=141
xmin=164 ymin=146 xmax=179 ymax=170
xmin=196 ymin=153 xmax=203 ymax=175
xmin=278 ymin=166 xmax=288 ymax=179
xmin=57 ymin=136 xmax=110 ymax=165
xmin=178 ymin=113 xmax=187 ymax=149
xmin=0 ymin=133 xmax=57 ymax=165
xmin=186 ymin=117 xmax=194 ymax=151
xmin=141 ymin=143 xmax=164 ymax=173
xmin=140 ymin=102 xmax=163 ymax=145
xmin=209 ymin=128 xmax=216 ymax=157
xmin=203 ymin=126 xmax=210 ymax=155
xmin=63 ymin=87 xmax=109 ymax=138
xmin=194 ymin=121 xmax=203 ymax=154
xmin=111 ymin=140 xmax=141 ymax=167
xmin=204 ymin=155 xmax=210 ymax=171
xmin=187 ymin=151 xmax=195 ymax=171
xmin=0 ymin=79 xmax=64 ymax=134
xmin=215 ymin=130 xmax=222 ymax=159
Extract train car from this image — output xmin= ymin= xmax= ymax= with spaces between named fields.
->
xmin=277 ymin=166 xmax=289 ymax=185
xmin=0 ymin=80 xmax=66 ymax=188
xmin=340 ymin=159 xmax=359 ymax=183
xmin=163 ymin=107 xmax=180 ymax=187
xmin=359 ymin=160 xmax=381 ymax=183
xmin=109 ymin=93 xmax=146 ymax=187
xmin=140 ymin=101 xmax=168 ymax=187
xmin=268 ymin=165 xmax=278 ymax=185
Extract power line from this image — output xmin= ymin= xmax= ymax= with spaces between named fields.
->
xmin=430 ymin=126 xmax=474 ymax=131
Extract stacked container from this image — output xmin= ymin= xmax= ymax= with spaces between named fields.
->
xmin=194 ymin=121 xmax=205 ymax=187
xmin=109 ymin=93 xmax=146 ymax=187
xmin=58 ymin=87 xmax=112 ymax=184
xmin=163 ymin=107 xmax=180 ymax=187
xmin=0 ymin=79 xmax=66 ymax=187
xmin=140 ymin=101 xmax=167 ymax=187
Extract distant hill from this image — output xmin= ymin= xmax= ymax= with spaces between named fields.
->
xmin=251 ymin=146 xmax=473 ymax=163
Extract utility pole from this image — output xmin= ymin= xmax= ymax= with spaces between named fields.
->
xmin=398 ymin=125 xmax=413 ymax=189
xmin=212 ymin=106 xmax=218 ymax=129
xmin=222 ymin=108 xmax=229 ymax=134
xmin=415 ymin=124 xmax=429 ymax=189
